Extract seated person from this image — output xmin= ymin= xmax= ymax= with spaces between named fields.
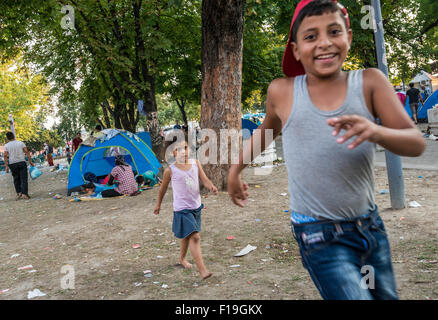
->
xmin=101 ymin=155 xmax=139 ymax=197
xmin=81 ymin=181 xmax=116 ymax=198
xmin=139 ymin=170 xmax=159 ymax=187
xmin=81 ymin=182 xmax=98 ymax=197
xmin=136 ymin=175 xmax=146 ymax=189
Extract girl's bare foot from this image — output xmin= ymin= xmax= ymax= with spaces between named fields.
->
xmin=22 ymin=194 xmax=30 ymax=200
xmin=201 ymin=271 xmax=213 ymax=280
xmin=16 ymin=193 xmax=22 ymax=201
xmin=179 ymin=259 xmax=193 ymax=269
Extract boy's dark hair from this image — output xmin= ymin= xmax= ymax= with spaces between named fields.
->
xmin=95 ymin=125 xmax=102 ymax=131
xmin=409 ymin=83 xmax=414 ymax=88
xmin=291 ymin=0 xmax=348 ymax=43
xmin=82 ymin=182 xmax=95 ymax=190
xmin=6 ymin=132 xmax=15 ymax=141
xmin=136 ymin=175 xmax=145 ymax=185
xmin=66 ymin=147 xmax=70 ymax=151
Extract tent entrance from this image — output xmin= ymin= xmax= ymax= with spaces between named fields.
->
xmin=79 ymin=146 xmax=139 ymax=183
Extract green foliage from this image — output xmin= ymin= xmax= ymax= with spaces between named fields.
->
xmin=26 ymin=128 xmax=64 ymax=151
xmin=0 ymin=54 xmax=52 ymax=144
xmin=1 ymin=0 xmax=437 ymax=138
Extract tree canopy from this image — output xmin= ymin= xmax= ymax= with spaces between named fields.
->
xmin=1 ymin=0 xmax=437 ymax=145
xmin=0 ymin=54 xmax=52 ymax=145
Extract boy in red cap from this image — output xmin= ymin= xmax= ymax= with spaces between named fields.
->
xmin=228 ymin=0 xmax=425 ymax=299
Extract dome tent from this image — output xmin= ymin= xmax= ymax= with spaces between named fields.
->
xmin=67 ymin=129 xmax=161 ymax=195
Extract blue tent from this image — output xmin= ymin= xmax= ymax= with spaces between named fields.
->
xmin=404 ymin=91 xmax=437 ymax=120
xmin=67 ymin=130 xmax=161 ymax=195
xmin=136 ymin=131 xmax=153 ymax=149
xmin=419 ymin=90 xmax=438 ymax=119
xmin=242 ymin=118 xmax=259 ymax=140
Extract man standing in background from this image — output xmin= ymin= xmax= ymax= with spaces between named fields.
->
xmin=406 ymin=83 xmax=424 ymax=124
xmin=4 ymin=132 xmax=34 ymax=200
xmin=72 ymin=132 xmax=82 ymax=152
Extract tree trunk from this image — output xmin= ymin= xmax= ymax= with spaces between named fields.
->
xmin=176 ymin=98 xmax=188 ymax=127
xmin=201 ymin=0 xmax=244 ymax=191
xmin=101 ymin=101 xmax=113 ymax=128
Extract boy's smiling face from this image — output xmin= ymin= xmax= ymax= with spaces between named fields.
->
xmin=291 ymin=10 xmax=352 ymax=78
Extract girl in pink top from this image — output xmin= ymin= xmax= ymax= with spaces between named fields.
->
xmin=154 ymin=138 xmax=218 ymax=280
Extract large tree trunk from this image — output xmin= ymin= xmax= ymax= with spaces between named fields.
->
xmin=201 ymin=0 xmax=244 ymax=191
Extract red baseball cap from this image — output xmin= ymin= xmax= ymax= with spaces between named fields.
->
xmin=282 ymin=0 xmax=350 ymax=77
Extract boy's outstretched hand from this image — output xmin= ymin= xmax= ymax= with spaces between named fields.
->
xmin=227 ymin=168 xmax=249 ymax=207
xmin=327 ymin=115 xmax=381 ymax=150
xmin=153 ymin=205 xmax=160 ymax=215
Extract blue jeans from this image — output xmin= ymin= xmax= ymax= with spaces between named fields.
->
xmin=291 ymin=206 xmax=398 ymax=300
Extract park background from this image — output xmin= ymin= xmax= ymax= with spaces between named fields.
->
xmin=0 ymin=0 xmax=438 ymax=300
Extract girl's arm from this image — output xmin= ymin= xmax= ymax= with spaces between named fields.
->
xmin=196 ymin=160 xmax=218 ymax=195
xmin=154 ymin=168 xmax=171 ymax=214
xmin=327 ymin=68 xmax=426 ymax=157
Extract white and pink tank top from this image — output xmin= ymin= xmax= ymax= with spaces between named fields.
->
xmin=170 ymin=159 xmax=202 ymax=212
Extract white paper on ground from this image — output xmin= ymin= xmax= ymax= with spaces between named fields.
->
xmin=18 ymin=265 xmax=33 ymax=270
xmin=234 ymin=244 xmax=257 ymax=257
xmin=409 ymin=201 xmax=421 ymax=208
xmin=27 ymin=289 xmax=46 ymax=299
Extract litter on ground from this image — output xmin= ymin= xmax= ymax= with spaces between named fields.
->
xmin=27 ymin=289 xmax=46 ymax=299
xmin=234 ymin=244 xmax=257 ymax=257
xmin=409 ymin=201 xmax=421 ymax=208
xmin=18 ymin=265 xmax=33 ymax=270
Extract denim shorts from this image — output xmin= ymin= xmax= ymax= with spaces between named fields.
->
xmin=172 ymin=204 xmax=203 ymax=239
xmin=291 ymin=206 xmax=398 ymax=300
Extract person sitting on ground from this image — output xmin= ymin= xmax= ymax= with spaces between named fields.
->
xmin=81 ymin=182 xmax=97 ymax=196
xmin=135 ymin=175 xmax=147 ymax=190
xmin=101 ymin=155 xmax=139 ymax=197
xmin=81 ymin=181 xmax=117 ymax=198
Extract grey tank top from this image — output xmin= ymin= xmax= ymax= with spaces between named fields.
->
xmin=282 ymin=70 xmax=376 ymax=220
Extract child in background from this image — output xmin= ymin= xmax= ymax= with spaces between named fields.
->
xmin=154 ymin=136 xmax=218 ymax=280
xmin=66 ymin=147 xmax=72 ymax=165
xmin=136 ymin=175 xmax=146 ymax=189
xmin=228 ymin=0 xmax=425 ymax=300
xmin=81 ymin=182 xmax=116 ymax=198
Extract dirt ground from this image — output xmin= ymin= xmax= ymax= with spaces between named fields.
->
xmin=0 ymin=158 xmax=437 ymax=300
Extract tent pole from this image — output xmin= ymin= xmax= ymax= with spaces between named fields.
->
xmin=371 ymin=0 xmax=406 ymax=209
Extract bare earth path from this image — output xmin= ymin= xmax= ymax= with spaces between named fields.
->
xmin=0 ymin=159 xmax=437 ymax=300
